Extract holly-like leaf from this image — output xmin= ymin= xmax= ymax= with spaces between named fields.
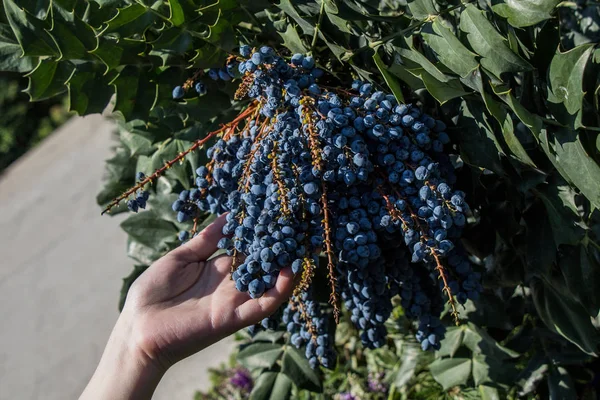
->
xmin=459 ymin=4 xmax=532 ymax=79
xmin=281 ymin=346 xmax=322 ymax=392
xmin=481 ymin=89 xmax=536 ymax=167
xmin=535 ymin=182 xmax=585 ymax=247
xmin=514 ymin=353 xmax=549 ymax=396
xmin=437 ymin=326 xmax=465 ymax=357
xmin=407 ymin=0 xmax=438 ymax=20
xmin=168 ymin=0 xmax=186 ymax=26
xmin=560 ymin=245 xmax=600 ymax=317
xmin=237 ymin=342 xmax=284 ymax=369
xmin=279 ymin=24 xmax=308 ymax=54
xmin=120 ymin=210 xmax=179 ymax=250
xmin=547 ymin=43 xmax=594 ymax=120
xmin=457 ymin=99 xmax=505 ymax=175
xmin=249 ymin=371 xmax=277 ymax=400
xmin=551 ymin=128 xmax=600 ymax=209
xmin=547 ymin=366 xmax=577 ymax=399
xmin=277 ymin=0 xmax=315 ymax=35
xmin=374 ymin=51 xmax=405 ymax=103
xmin=524 ymin=203 xmax=556 ymax=279
xmin=429 ymin=357 xmax=472 ymax=390
xmin=25 ymin=58 xmax=74 ymax=101
xmin=421 ymin=19 xmax=479 ymax=78
xmin=127 ymin=238 xmax=164 ymax=265
xmin=392 ymin=341 xmax=420 ymax=387
xmin=0 ymin=23 xmax=36 ymax=72
xmin=3 ymin=0 xmax=59 ymax=57
xmin=49 ymin=18 xmax=93 ymax=60
xmin=461 ymin=322 xmax=520 ymax=360
xmin=250 ymin=372 xmax=293 ymax=400
xmin=420 ymin=71 xmax=469 ymax=105
xmin=67 ymin=64 xmax=116 ymax=115
xmin=531 ymin=277 xmax=600 ymax=355
xmin=111 ymin=66 xmax=158 ymax=121
xmin=104 ymin=3 xmax=157 ymax=37
xmin=492 ymin=0 xmax=561 ymax=28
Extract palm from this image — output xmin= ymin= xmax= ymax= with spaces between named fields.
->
xmin=121 ymin=214 xmax=293 ymax=369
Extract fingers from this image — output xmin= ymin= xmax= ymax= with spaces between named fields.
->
xmin=177 ymin=213 xmax=228 ymax=262
xmin=236 ymin=267 xmax=295 ymax=326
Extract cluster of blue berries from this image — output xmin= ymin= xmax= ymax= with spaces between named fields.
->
xmin=126 ymin=172 xmax=150 ymax=212
xmin=283 ymin=292 xmax=335 ymax=368
xmin=172 ymin=63 xmax=240 ymax=100
xmin=165 ymin=46 xmax=482 ymax=367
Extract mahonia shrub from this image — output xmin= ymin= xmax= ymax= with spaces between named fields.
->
xmin=2 ymin=0 xmax=600 ymax=398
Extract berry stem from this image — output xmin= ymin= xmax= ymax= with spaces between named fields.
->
xmin=321 ymin=183 xmax=340 ymax=323
xmin=102 ymin=103 xmax=258 ymax=215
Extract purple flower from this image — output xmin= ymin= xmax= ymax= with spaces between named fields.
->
xmin=339 ymin=393 xmax=359 ymax=400
xmin=367 ymin=371 xmax=388 ymax=393
xmin=230 ymin=368 xmax=253 ymax=392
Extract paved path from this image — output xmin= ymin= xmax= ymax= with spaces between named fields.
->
xmin=0 ymin=115 xmax=234 ymax=400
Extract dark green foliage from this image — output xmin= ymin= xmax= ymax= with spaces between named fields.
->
xmin=0 ymin=72 xmax=70 ymax=172
xmin=2 ymin=0 xmax=600 ymax=398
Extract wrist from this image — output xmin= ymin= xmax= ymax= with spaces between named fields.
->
xmin=80 ymin=312 xmax=166 ymax=400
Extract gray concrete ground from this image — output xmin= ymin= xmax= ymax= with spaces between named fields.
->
xmin=0 ymin=115 xmax=234 ymax=400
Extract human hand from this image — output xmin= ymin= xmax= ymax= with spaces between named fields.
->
xmin=81 ymin=213 xmax=294 ymax=400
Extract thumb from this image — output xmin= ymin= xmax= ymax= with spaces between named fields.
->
xmin=236 ymin=267 xmax=295 ymax=326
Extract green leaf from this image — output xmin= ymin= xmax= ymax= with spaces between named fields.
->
xmin=560 ymin=245 xmax=600 ymax=317
xmin=462 ymin=322 xmax=520 ymax=360
xmin=535 ymin=183 xmax=585 ymax=247
xmin=514 ymin=353 xmax=549 ymax=396
xmin=66 ymin=64 xmax=115 ymax=115
xmin=421 ymin=19 xmax=479 ymax=78
xmin=237 ymin=342 xmax=283 ymax=369
xmin=270 ymin=373 xmax=293 ymax=400
xmin=479 ymin=384 xmax=500 ymax=400
xmin=492 ymin=0 xmax=561 ymax=28
xmin=120 ymin=210 xmax=179 ymax=250
xmin=459 ymin=4 xmax=532 ymax=79
xmin=420 ymin=71 xmax=469 ymax=105
xmin=392 ymin=341 xmax=420 ymax=387
xmin=277 ymin=0 xmax=315 ymax=35
xmin=472 ymin=354 xmax=491 ymax=386
xmin=490 ymin=83 xmax=545 ymax=142
xmin=437 ymin=327 xmax=465 ymax=358
xmin=388 ymin=62 xmax=425 ymax=90
xmin=457 ymin=99 xmax=505 ymax=174
xmin=279 ymin=24 xmax=308 ymax=55
xmin=3 ymin=0 xmax=58 ymax=57
xmin=547 ymin=366 xmax=577 ymax=399
xmin=429 ymin=357 xmax=472 ymax=390
xmin=481 ymin=89 xmax=537 ymax=167
xmin=551 ymin=128 xmax=600 ymax=209
xmin=112 ymin=66 xmax=158 ymax=121
xmin=251 ymin=330 xmax=286 ymax=343
xmin=49 ymin=19 xmax=92 ymax=60
xmin=547 ymin=43 xmax=594 ymax=121
xmin=407 ymin=0 xmax=438 ymax=20
xmin=531 ymin=277 xmax=600 ymax=355
xmin=104 ymin=3 xmax=156 ymax=37
xmin=0 ymin=23 xmax=36 ymax=72
xmin=168 ymin=0 xmax=185 ymax=26
xmin=395 ymin=41 xmax=451 ymax=83
xmin=524 ymin=203 xmax=556 ymax=279
xmin=281 ymin=346 xmax=322 ymax=392
xmin=25 ymin=58 xmax=74 ymax=101
xmin=249 ymin=371 xmax=277 ymax=400
xmin=374 ymin=51 xmax=404 ymax=103
xmin=250 ymin=372 xmax=293 ymax=400
xmin=127 ymin=239 xmax=164 ymax=265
